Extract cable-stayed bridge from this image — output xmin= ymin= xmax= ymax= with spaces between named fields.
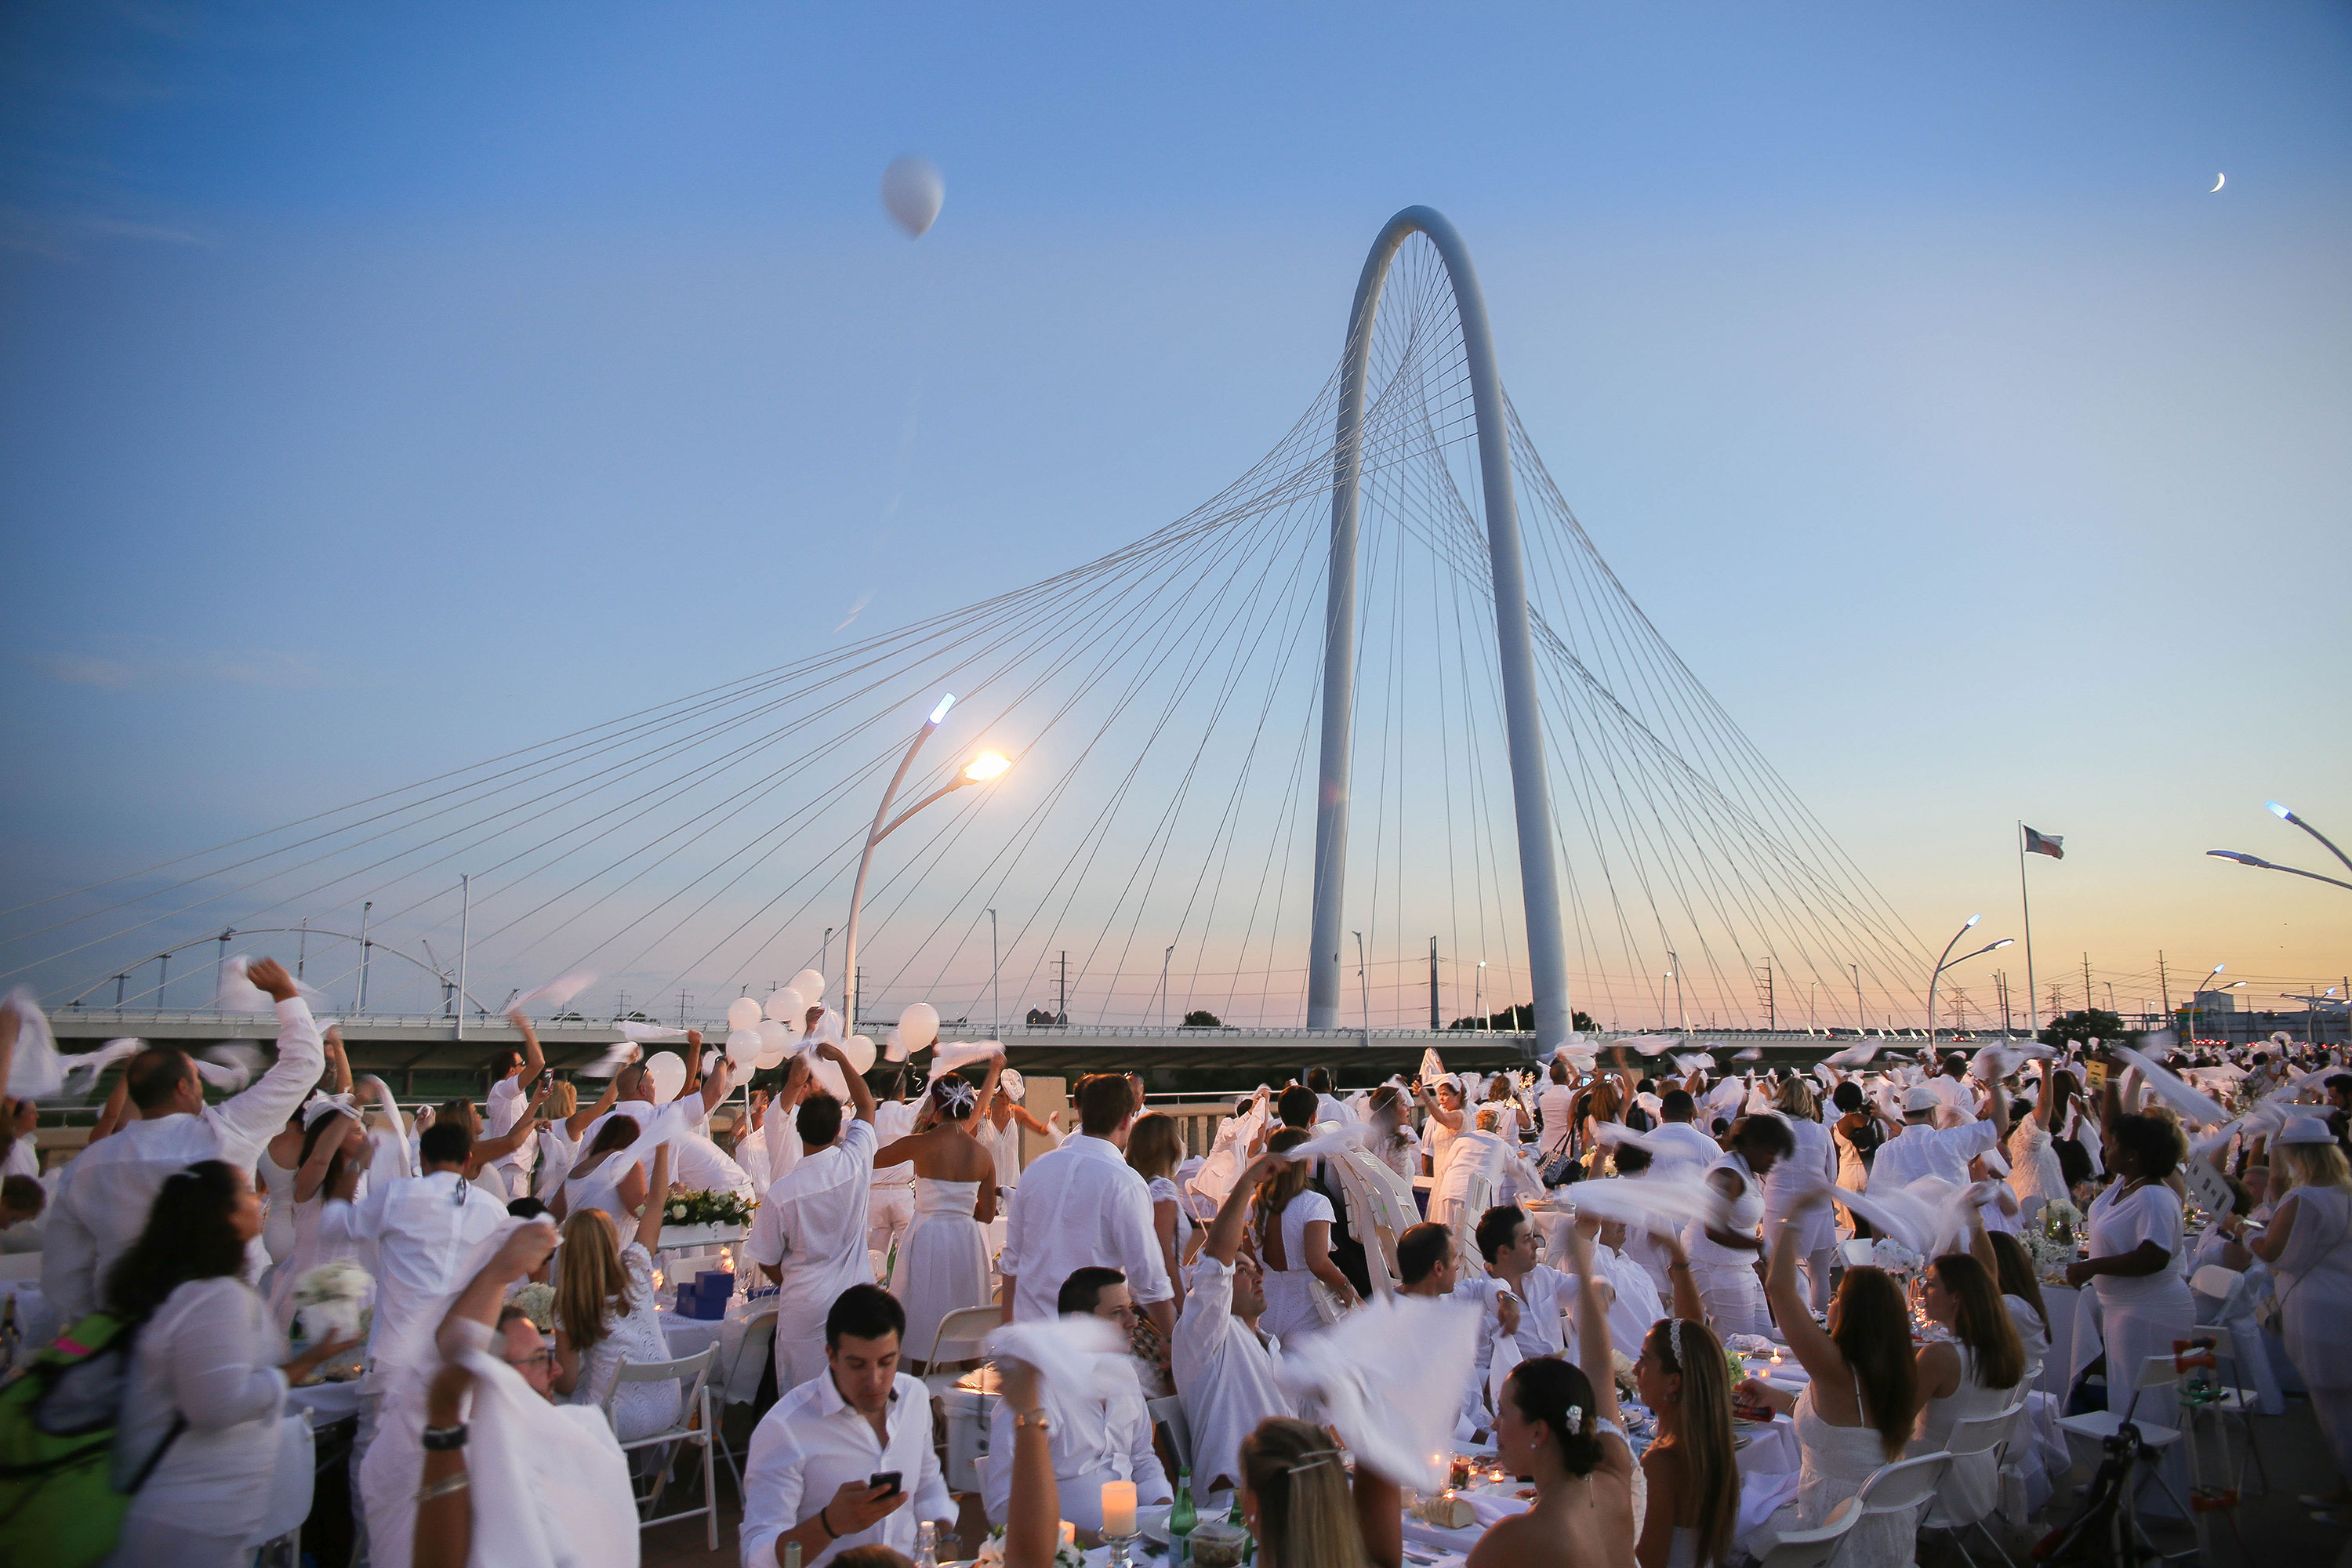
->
xmin=3 ymin=207 xmax=1936 ymax=1067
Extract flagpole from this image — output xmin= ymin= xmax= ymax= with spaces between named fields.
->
xmin=2017 ymin=822 xmax=2038 ymax=1036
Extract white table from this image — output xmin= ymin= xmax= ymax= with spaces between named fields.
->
xmin=287 ymin=1379 xmax=361 ymax=1428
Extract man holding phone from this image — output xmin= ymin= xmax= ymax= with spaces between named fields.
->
xmin=740 ymin=1284 xmax=955 ymax=1568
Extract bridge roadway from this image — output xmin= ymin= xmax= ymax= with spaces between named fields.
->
xmin=45 ymin=1010 xmax=1952 ymax=1099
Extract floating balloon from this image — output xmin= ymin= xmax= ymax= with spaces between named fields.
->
xmin=754 ymin=1018 xmax=792 ymax=1069
xmin=841 ymin=1034 xmax=878 ymax=1076
xmin=725 ymin=1029 xmax=764 ymax=1069
xmin=764 ymin=987 xmax=805 ymax=1027
xmin=642 ymin=1051 xmax=687 ymax=1104
xmin=880 ymin=156 xmax=944 ymax=238
xmin=898 ymin=1002 xmax=940 ymax=1052
xmin=727 ymin=997 xmax=764 ymax=1033
xmin=789 ymin=970 xmax=828 ymax=1009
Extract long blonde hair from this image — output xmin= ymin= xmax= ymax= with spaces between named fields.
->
xmin=556 ymin=1209 xmax=633 ymax=1355
xmin=1643 ymin=1314 xmax=1738 ymax=1567
xmin=1777 ymin=1076 xmax=1818 ymax=1121
xmin=548 ymin=1080 xmax=578 ymax=1119
xmin=2279 ymin=1141 xmax=2352 ymax=1194
xmin=1240 ymin=1417 xmax=1368 ymax=1568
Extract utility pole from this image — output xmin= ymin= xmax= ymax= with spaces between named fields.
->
xmin=1057 ymin=950 xmax=1069 ymax=1026
xmin=297 ymin=918 xmax=307 ymax=980
xmin=987 ymin=908 xmax=999 ymax=1038
xmin=615 ymin=989 xmax=630 ymax=1020
xmin=1851 ymin=964 xmax=1864 ymax=1034
xmin=456 ymin=874 xmax=470 ymax=1039
xmin=356 ymin=901 xmax=373 ymax=1014
xmin=2158 ymin=952 xmax=2171 ymax=1024
xmin=2082 ymin=953 xmax=2093 ymax=1018
xmin=1996 ymin=971 xmax=2012 ymax=1036
xmin=1161 ymin=945 xmax=1174 ymax=1030
xmin=822 ymin=927 xmax=833 ymax=980
xmin=158 ymin=952 xmax=169 ymax=1010
xmin=1429 ymin=938 xmax=1441 ymax=1030
xmin=1754 ymin=962 xmax=1774 ymax=1030
xmin=678 ymin=993 xmax=691 ymax=1029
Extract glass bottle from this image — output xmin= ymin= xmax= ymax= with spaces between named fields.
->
xmin=784 ymin=1544 xmax=801 ymax=1568
xmin=1169 ymin=1468 xmax=1196 ymax=1561
xmin=915 ymin=1520 xmax=938 ymax=1568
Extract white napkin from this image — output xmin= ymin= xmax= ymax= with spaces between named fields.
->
xmin=2 ymin=987 xmax=62 ymax=1098
xmin=1276 ymin=1292 xmax=1479 ymax=1490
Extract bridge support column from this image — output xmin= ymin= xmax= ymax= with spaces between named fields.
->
xmin=1307 ymin=206 xmax=1570 ymax=1058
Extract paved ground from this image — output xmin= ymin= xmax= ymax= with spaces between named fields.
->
xmin=641 ymin=1396 xmax=2352 ymax=1567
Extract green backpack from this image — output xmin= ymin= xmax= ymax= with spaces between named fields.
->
xmin=0 ymin=1312 xmax=183 ymax=1568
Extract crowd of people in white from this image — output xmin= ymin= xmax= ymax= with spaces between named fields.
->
xmin=5 ymin=958 xmax=2352 ymax=1568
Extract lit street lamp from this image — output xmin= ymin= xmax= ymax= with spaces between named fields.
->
xmin=2206 ymin=800 xmax=2352 ymax=894
xmin=2184 ymin=963 xmax=2245 ymax=1041
xmin=840 ymin=693 xmax=1011 ymax=1030
xmin=1925 ymin=913 xmax=2013 ymax=1051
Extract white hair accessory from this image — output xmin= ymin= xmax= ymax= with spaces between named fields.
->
xmin=932 ymin=1075 xmax=978 ymax=1115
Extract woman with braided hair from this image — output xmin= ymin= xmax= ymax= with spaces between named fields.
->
xmin=875 ymin=1055 xmax=1002 ymax=1370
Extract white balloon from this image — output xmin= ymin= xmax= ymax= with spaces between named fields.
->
xmin=754 ymin=1044 xmax=789 ymax=1071
xmin=643 ymin=1051 xmax=687 ymax=1103
xmin=842 ymin=1034 xmax=878 ymax=1076
xmin=790 ymin=970 xmax=828 ymax=1009
xmin=727 ymin=996 xmax=764 ymax=1032
xmin=898 ymin=1002 xmax=940 ymax=1052
xmin=882 ymin=1028 xmax=908 ymax=1064
xmin=765 ymin=987 xmax=805 ymax=1026
xmin=880 ymin=156 xmax=944 ymax=238
xmin=725 ymin=1030 xmax=762 ymax=1069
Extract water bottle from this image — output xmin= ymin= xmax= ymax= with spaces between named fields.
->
xmin=915 ymin=1521 xmax=938 ymax=1568
xmin=784 ymin=1543 xmax=801 ymax=1568
xmin=1168 ymin=1468 xmax=1196 ymax=1562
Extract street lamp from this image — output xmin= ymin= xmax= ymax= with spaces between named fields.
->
xmin=2185 ymin=965 xmax=2245 ymax=1041
xmin=1666 ymin=949 xmax=1685 ymax=1033
xmin=1926 ymin=913 xmax=2013 ymax=1051
xmin=1475 ymin=960 xmax=1486 ymax=1031
xmin=2206 ymin=800 xmax=2352 ymax=893
xmin=840 ymin=693 xmax=1011 ymax=1031
xmin=1353 ymin=931 xmax=1370 ymax=1048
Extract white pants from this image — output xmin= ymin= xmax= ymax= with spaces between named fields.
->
xmin=775 ymin=1323 xmax=830 ymax=1394
xmin=1691 ymin=1259 xmax=1772 ymax=1339
xmin=105 ymin=1518 xmax=252 ymax=1568
xmin=868 ymin=1183 xmax=914 ymax=1264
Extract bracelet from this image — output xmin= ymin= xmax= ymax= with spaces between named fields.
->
xmin=421 ymin=1424 xmax=468 ymax=1451
xmin=416 ymin=1473 xmax=470 ymax=1502
xmin=817 ymin=1504 xmax=840 ymax=1541
xmin=1013 ymin=1408 xmax=1051 ymax=1432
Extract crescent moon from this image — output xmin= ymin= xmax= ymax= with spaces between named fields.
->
xmin=2211 ymin=172 xmax=2225 ymax=192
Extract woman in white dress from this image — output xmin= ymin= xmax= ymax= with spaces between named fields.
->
xmin=1737 ymin=1192 xmax=1924 ymax=1568
xmin=1127 ymin=1110 xmax=1192 ymax=1309
xmin=2063 ymin=1104 xmax=2195 ymax=1428
xmin=531 ymin=1074 xmax=617 ymax=1205
xmin=103 ymin=1160 xmax=355 ymax=1567
xmin=1255 ymin=1127 xmax=1358 ymax=1343
xmin=256 ymin=1111 xmax=303 ymax=1269
xmin=1910 ymin=1251 xmax=2027 ymax=1523
xmin=876 ymin=1059 xmax=1001 ymax=1369
xmin=2246 ymin=1116 xmax=2352 ymax=1522
xmin=554 ymin=1114 xmax=648 ymax=1224
xmin=1414 ymin=1075 xmax=1467 ymax=1182
xmin=1682 ymin=1116 xmax=1792 ymax=1339
xmin=1761 ymin=1080 xmax=1840 ymax=1312
xmin=264 ymin=1101 xmax=365 ymax=1332
xmin=1366 ymin=1083 xmax=1422 ymax=1184
xmin=2006 ymin=1066 xmax=2074 ymax=1207
xmin=1483 ymin=1076 xmax=1524 ymax=1145
xmin=553 ymin=1142 xmax=679 ymax=1442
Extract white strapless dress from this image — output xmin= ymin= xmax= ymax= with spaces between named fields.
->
xmin=887 ymin=1178 xmax=990 ymax=1359
xmin=259 ymin=1145 xmax=299 ymax=1266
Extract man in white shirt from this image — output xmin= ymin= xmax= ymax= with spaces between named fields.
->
xmin=740 ymin=1283 xmax=955 ymax=1568
xmin=744 ymin=1040 xmax=880 ymax=1392
xmin=867 ymin=1072 xmax=920 ymax=1263
xmin=481 ymin=1009 xmax=548 ymax=1200
xmin=42 ymin=957 xmax=321 ymax=1325
xmin=1460 ymin=1204 xmax=1575 ymax=1367
xmin=1396 ymin=1221 xmax=1486 ymax=1433
xmin=332 ymin=1117 xmax=524 ymax=1568
xmin=1174 ymin=1150 xmax=1295 ymax=1505
xmin=736 ymin=1090 xmax=775 ymax=1196
xmin=1305 ymin=1066 xmax=1356 ymax=1127
xmin=1645 ymin=1089 xmax=1724 ymax=1180
xmin=998 ymin=1073 xmax=1174 ymax=1332
xmin=982 ymin=1266 xmax=1172 ymax=1533
xmin=1869 ymin=1083 xmax=2007 ymax=1192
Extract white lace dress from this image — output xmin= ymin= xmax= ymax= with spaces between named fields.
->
xmin=567 ymin=1241 xmax=681 ymax=1442
xmin=2006 ymin=1118 xmax=2067 ymax=1207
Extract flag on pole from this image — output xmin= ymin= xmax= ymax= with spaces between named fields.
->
xmin=2022 ymin=826 xmax=2064 ymax=859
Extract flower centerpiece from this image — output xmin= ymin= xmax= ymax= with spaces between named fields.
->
xmin=509 ymin=1281 xmax=557 ymax=1333
xmin=657 ymin=1186 xmax=756 ymax=1250
xmin=975 ymin=1523 xmax=1087 ymax=1568
xmin=2023 ymin=1200 xmax=2085 ymax=1283
xmin=289 ymin=1259 xmax=373 ymax=1371
xmin=1868 ymin=1236 xmax=1925 ymax=1278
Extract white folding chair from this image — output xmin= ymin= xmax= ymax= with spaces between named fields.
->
xmin=1147 ymin=1392 xmax=1195 ymax=1477
xmin=1846 ymin=1451 xmax=1951 ymax=1542
xmin=710 ymin=1309 xmax=779 ymax=1499
xmin=2056 ymin=1354 xmax=2192 ymax=1521
xmin=921 ymin=1304 xmax=1007 ymax=1394
xmin=1918 ymin=1403 xmax=2027 ymax=1568
xmin=602 ymin=1343 xmax=722 ymax=1551
xmin=2185 ymin=1319 xmax=2269 ymax=1496
xmin=1754 ymin=1501 xmax=1860 ymax=1568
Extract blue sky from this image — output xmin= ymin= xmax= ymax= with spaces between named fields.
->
xmin=2 ymin=4 xmax=2347 ymax=1022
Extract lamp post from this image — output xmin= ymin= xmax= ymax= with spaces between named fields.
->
xmin=1162 ymin=944 xmax=1174 ymax=1032
xmin=1353 ymin=931 xmax=1370 ymax=1048
xmin=840 ymin=693 xmax=1011 ymax=1033
xmin=987 ymin=907 xmax=999 ymax=1038
xmin=2206 ymin=800 xmax=2352 ymax=894
xmin=2185 ymin=964 xmax=2243 ymax=1042
xmin=1666 ymin=949 xmax=1685 ymax=1033
xmin=1475 ymin=960 xmax=1486 ymax=1031
xmin=1925 ymin=914 xmax=2014 ymax=1053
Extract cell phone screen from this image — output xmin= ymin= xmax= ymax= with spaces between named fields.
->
xmin=869 ymin=1471 xmax=903 ymax=1498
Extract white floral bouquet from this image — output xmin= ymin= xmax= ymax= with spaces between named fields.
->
xmin=291 ymin=1258 xmax=373 ymax=1346
xmin=1868 ymin=1237 xmax=1925 ymax=1276
xmin=975 ymin=1526 xmax=1085 ymax=1568
xmin=509 ymin=1281 xmax=557 ymax=1333
xmin=663 ymin=1188 xmax=754 ymax=1227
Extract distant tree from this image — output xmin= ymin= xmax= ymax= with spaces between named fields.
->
xmin=2038 ymin=1008 xmax=2132 ymax=1048
xmin=1182 ymin=1009 xmax=1222 ymax=1029
xmin=1445 ymin=1001 xmax=1573 ymax=1033
xmin=1573 ymin=1010 xmax=1596 ymax=1033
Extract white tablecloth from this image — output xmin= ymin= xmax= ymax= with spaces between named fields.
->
xmin=287 ymin=1378 xmax=361 ymax=1427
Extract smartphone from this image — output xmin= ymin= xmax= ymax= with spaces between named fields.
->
xmin=868 ymin=1472 xmax=903 ymax=1499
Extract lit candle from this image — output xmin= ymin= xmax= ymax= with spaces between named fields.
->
xmin=1102 ymin=1482 xmax=1138 ymax=1538
xmin=1060 ymin=1522 xmax=1078 ymax=1548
